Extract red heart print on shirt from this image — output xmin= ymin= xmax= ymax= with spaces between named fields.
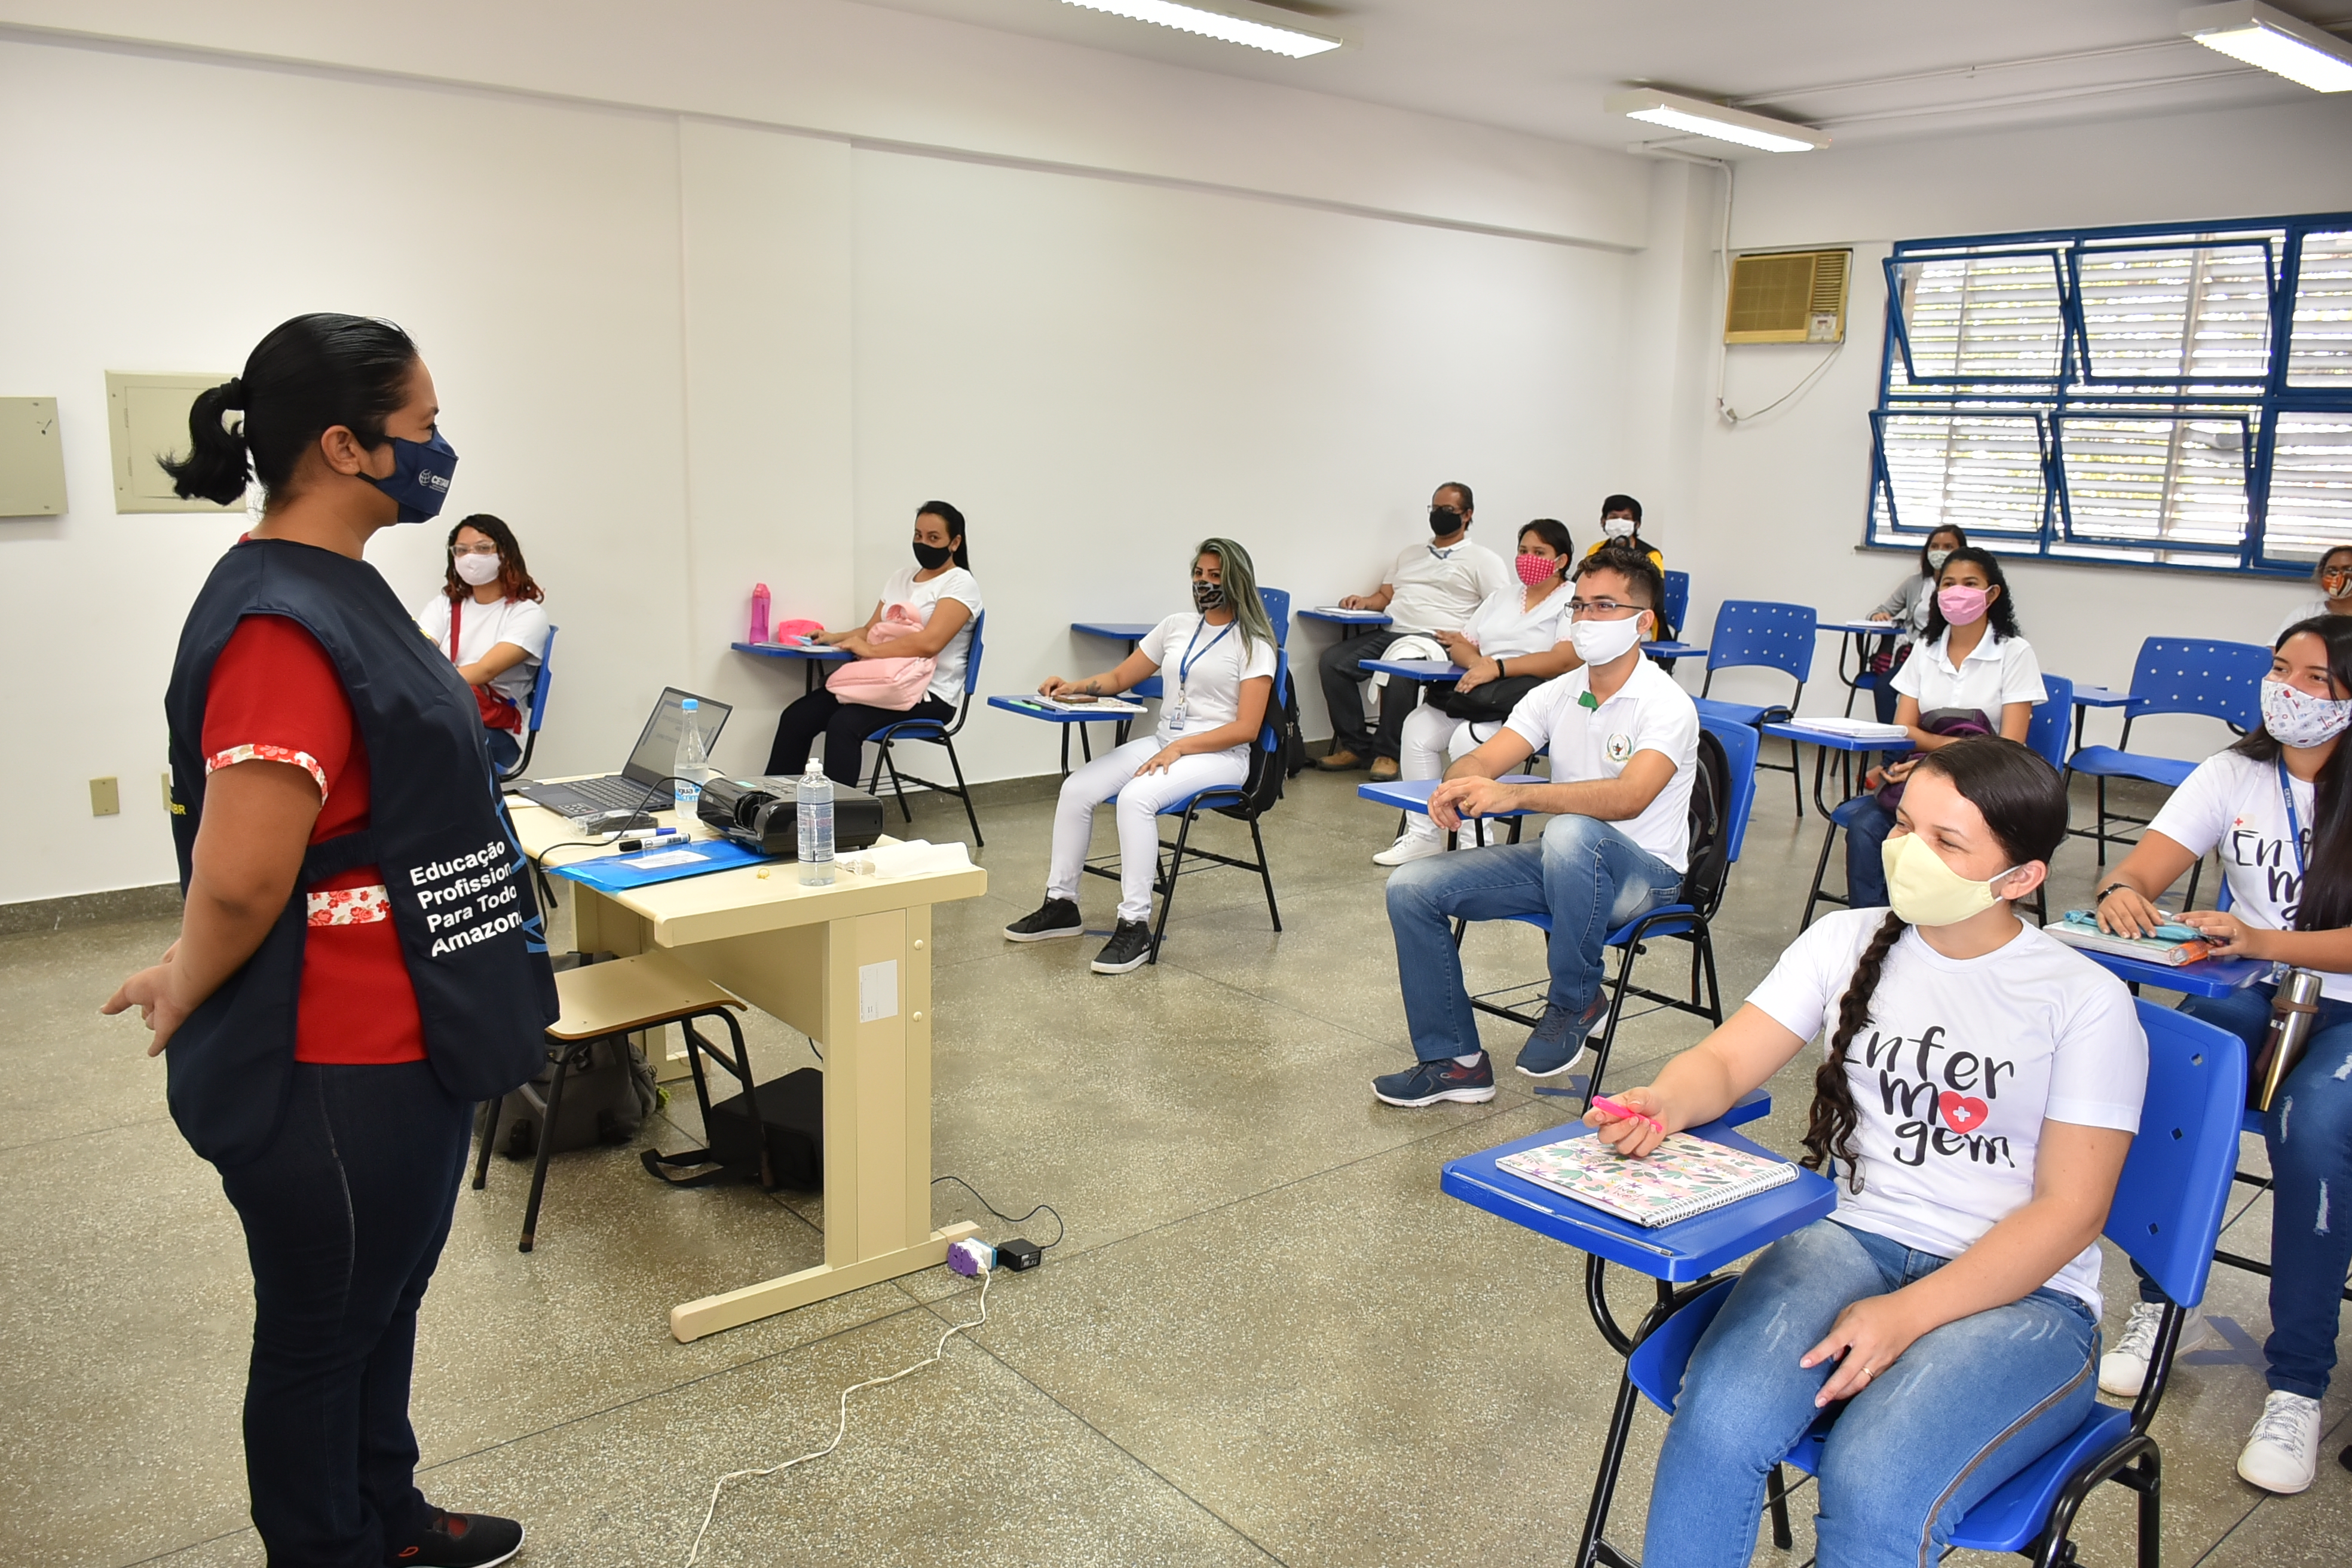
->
xmin=1940 ymin=1092 xmax=1989 ymax=1134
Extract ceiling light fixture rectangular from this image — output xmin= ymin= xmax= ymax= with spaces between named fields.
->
xmin=2180 ymin=2 xmax=2352 ymax=91
xmin=1059 ymin=1 xmax=1342 ymax=59
xmin=1604 ymin=88 xmax=1830 ymax=153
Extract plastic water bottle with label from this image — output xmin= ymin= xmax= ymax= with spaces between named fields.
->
xmin=673 ymin=698 xmax=716 ymax=832
xmin=798 ymin=757 xmax=835 ymax=886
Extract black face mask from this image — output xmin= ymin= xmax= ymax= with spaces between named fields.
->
xmin=1192 ymin=580 xmax=1226 ymax=612
xmin=912 ymin=539 xmax=954 ymax=570
xmin=1429 ymin=506 xmax=1463 ymax=537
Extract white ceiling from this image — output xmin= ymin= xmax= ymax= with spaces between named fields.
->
xmin=849 ymin=0 xmax=2352 ymax=153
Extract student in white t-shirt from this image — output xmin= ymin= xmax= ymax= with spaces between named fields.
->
xmin=1371 ymin=547 xmax=1698 ymax=1102
xmin=2091 ymin=615 xmax=2352 ymax=1494
xmin=1600 ymin=739 xmax=2145 ymax=1566
xmin=413 ymin=513 xmax=550 ymax=774
xmin=1315 ymin=482 xmax=1511 ymax=779
xmin=1373 ymin=519 xmax=1582 ymax=866
xmin=1003 ymin=538 xmax=1279 ymax=976
xmin=1837 ymin=547 xmax=2045 ymax=912
xmin=2272 ymin=544 xmax=2352 ymax=642
xmin=764 ymin=501 xmax=982 ymax=786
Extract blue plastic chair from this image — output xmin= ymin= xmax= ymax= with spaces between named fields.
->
xmin=1607 ymin=1000 xmax=2242 ymax=1567
xmin=1258 ymin=586 xmax=1291 ymax=648
xmin=2068 ymin=638 xmax=2271 ymax=865
xmin=863 ymin=610 xmax=986 ymax=847
xmin=1662 ymin=570 xmax=1689 ymax=643
xmin=498 ymin=623 xmax=557 ymax=782
xmin=1698 ymin=601 xmax=1818 ymax=815
xmin=1082 ymin=652 xmax=1290 ymax=965
xmin=1451 ymin=713 xmax=1760 ymax=1107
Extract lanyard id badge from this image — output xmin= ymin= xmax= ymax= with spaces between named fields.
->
xmin=1166 ymin=618 xmax=1233 ymax=732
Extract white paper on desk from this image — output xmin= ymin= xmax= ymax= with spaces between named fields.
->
xmin=628 ymin=848 xmax=712 ymax=868
xmin=848 ymin=840 xmax=974 ymax=878
xmin=859 ymin=960 xmax=900 ymax=1022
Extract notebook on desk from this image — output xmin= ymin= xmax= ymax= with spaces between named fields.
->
xmin=514 ymin=688 xmax=732 ymax=820
xmin=1496 ymin=1131 xmax=1797 ymax=1227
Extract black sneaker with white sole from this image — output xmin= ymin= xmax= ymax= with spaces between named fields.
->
xmin=387 ymin=1509 xmax=523 ymax=1567
xmin=1003 ymin=898 xmax=1084 ymax=941
xmin=1091 ymin=920 xmax=1155 ymax=973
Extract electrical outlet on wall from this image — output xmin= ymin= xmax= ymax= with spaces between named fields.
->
xmin=90 ymin=777 xmax=120 ymax=816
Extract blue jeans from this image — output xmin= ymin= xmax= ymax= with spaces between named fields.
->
xmin=1836 ymin=795 xmax=1895 ymax=911
xmin=1647 ymin=1218 xmax=2099 ymax=1568
xmin=1385 ymin=813 xmax=1682 ymax=1061
xmin=216 ymin=1062 xmax=474 ymax=1566
xmin=2133 ymin=983 xmax=2352 ymax=1400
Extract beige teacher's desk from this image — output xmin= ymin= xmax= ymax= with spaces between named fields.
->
xmin=509 ymin=795 xmax=987 ymax=1343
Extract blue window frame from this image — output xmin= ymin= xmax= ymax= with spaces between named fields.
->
xmin=1868 ymin=213 xmax=2352 ymax=575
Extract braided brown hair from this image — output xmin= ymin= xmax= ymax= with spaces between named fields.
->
xmin=1799 ymin=736 xmax=2071 ymax=1192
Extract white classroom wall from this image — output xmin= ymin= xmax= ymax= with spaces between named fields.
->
xmin=1650 ymin=93 xmax=2352 ymax=764
xmin=0 ymin=2 xmax=1644 ymax=904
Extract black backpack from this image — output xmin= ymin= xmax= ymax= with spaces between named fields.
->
xmin=1677 ymin=727 xmax=1734 ymax=919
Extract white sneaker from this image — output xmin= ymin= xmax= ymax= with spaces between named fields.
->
xmin=2238 ymin=1390 xmax=2323 ymax=1494
xmin=2097 ymin=1302 xmax=2214 ymax=1396
xmin=1372 ymin=832 xmax=1444 ymax=867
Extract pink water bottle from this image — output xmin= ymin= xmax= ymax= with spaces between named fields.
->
xmin=750 ymin=583 xmax=771 ymax=644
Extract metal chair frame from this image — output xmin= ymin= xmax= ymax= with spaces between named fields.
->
xmin=865 ymin=610 xmax=987 ymax=847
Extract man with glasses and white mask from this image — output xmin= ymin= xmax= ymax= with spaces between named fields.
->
xmin=1370 ymin=546 xmax=1698 ymax=1105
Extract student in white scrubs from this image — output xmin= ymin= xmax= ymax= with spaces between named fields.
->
xmin=1004 ymin=538 xmax=1278 ymax=975
xmin=1373 ymin=519 xmax=1582 ymax=866
xmin=2093 ymin=614 xmax=2352 ymax=1495
xmin=414 ymin=513 xmax=549 ymax=774
xmin=2273 ymin=545 xmax=2352 ymax=642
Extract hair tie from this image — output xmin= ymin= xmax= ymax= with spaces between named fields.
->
xmin=219 ymin=376 xmax=247 ymax=410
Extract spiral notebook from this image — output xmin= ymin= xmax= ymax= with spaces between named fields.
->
xmin=1496 ymin=1131 xmax=1798 ymax=1227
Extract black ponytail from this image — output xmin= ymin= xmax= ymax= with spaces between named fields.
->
xmin=161 ymin=313 xmax=419 ymax=510
xmin=1800 ymin=736 xmax=2069 ymax=1192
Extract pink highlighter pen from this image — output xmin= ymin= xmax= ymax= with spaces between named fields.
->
xmin=1590 ymin=1095 xmax=1665 ymax=1134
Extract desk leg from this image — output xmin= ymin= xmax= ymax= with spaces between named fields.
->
xmin=669 ymin=904 xmax=974 ymax=1340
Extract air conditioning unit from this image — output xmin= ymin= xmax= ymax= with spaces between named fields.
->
xmin=1724 ymin=248 xmax=1851 ymax=344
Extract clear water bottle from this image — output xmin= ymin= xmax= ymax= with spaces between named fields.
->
xmin=797 ymin=757 xmax=834 ymax=886
xmin=673 ymin=698 xmax=715 ymax=831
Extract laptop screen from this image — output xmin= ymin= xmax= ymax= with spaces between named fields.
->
xmin=621 ymin=688 xmax=733 ymax=784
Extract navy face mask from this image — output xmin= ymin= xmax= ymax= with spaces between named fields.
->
xmin=368 ymin=428 xmax=459 ymax=524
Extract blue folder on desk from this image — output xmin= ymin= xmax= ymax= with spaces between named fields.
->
xmin=549 ymin=838 xmax=775 ymax=894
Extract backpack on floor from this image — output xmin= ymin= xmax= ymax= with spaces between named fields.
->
xmin=641 ymin=1066 xmax=825 ymax=1191
xmin=488 ymin=1036 xmax=657 ymax=1160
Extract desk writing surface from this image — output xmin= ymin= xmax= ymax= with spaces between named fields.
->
xmin=1759 ymin=721 xmax=1903 ymax=754
xmin=2072 ymin=947 xmax=2266 ymax=999
xmin=1818 ymin=618 xmax=1901 ymax=636
xmin=1070 ymin=620 xmax=1157 ymax=641
xmin=1358 ymin=658 xmax=1462 ymax=680
xmin=731 ymin=639 xmax=852 ymax=661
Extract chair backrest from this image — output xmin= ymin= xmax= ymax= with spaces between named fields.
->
xmin=2124 ymin=637 xmax=2270 ymax=731
xmin=1258 ymin=587 xmax=1291 ymax=648
xmin=524 ymin=623 xmax=557 ymax=734
xmin=1663 ymin=570 xmax=1690 ymax=642
xmin=1705 ymin=601 xmax=1818 ymax=684
xmin=2025 ymin=673 xmax=2071 ymax=771
xmin=960 ymin=609 xmax=987 ymax=699
xmin=2109 ymin=1000 xmax=2246 ymax=1312
xmin=1226 ymin=653 xmax=1291 ymax=818
xmin=1687 ymin=715 xmax=1761 ymax=917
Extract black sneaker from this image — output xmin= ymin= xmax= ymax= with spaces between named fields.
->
xmin=1372 ymin=1054 xmax=1497 ymax=1107
xmin=1516 ymin=991 xmax=1610 ymax=1079
xmin=1091 ymin=920 xmax=1155 ymax=973
xmin=387 ymin=1509 xmax=523 ymax=1567
xmin=1004 ymin=898 xmax=1084 ymax=942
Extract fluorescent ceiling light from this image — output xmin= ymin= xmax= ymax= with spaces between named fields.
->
xmin=2181 ymin=2 xmax=2352 ymax=90
xmin=1604 ymin=88 xmax=1830 ymax=153
xmin=1059 ymin=1 xmax=1342 ymax=59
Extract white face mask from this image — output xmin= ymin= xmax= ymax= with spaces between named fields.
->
xmin=2262 ymin=676 xmax=2352 ymax=749
xmin=454 ymin=552 xmax=502 ymax=587
xmin=1925 ymin=549 xmax=1952 ymax=571
xmin=1569 ymin=610 xmax=1648 ymax=667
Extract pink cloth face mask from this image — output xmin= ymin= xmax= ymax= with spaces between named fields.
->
xmin=1937 ymin=584 xmax=1990 ymax=626
xmin=1515 ymin=553 xmax=1560 ymax=587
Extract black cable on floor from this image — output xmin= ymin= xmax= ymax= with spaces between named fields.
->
xmin=932 ymin=1174 xmax=1066 ymax=1250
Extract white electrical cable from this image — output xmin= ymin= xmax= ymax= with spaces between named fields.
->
xmin=1720 ymin=342 xmax=1845 ymax=427
xmin=682 ymin=1269 xmax=994 ymax=1567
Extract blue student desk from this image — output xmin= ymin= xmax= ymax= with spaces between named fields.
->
xmin=1757 ymin=719 xmax=1906 ymax=820
xmin=1815 ymin=617 xmax=1903 ymax=716
xmin=1068 ymin=619 xmax=1162 ymax=747
xmin=1358 ymin=773 xmax=1548 ymax=850
xmin=2069 ymin=945 xmax=2267 ymax=999
xmin=1298 ymin=607 xmax=1392 ymax=638
xmin=2069 ymin=682 xmax=2145 ymax=752
xmin=1356 ymin=656 xmax=1462 ymax=682
xmin=732 ymin=638 xmax=852 ymax=695
xmin=987 ymin=694 xmax=1150 ymax=776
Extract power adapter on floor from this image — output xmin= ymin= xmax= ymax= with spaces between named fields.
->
xmin=997 ymin=1238 xmax=1042 ymax=1272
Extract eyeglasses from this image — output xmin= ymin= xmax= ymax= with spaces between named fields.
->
xmin=452 ymin=542 xmax=499 ymax=557
xmin=1568 ymin=598 xmax=1642 ymax=618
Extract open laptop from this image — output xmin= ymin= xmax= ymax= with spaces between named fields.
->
xmin=513 ymin=687 xmax=733 ymax=819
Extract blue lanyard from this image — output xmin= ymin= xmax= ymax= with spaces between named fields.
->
xmin=1178 ymin=617 xmax=1233 ymax=692
xmin=2277 ymin=760 xmax=2309 ymax=879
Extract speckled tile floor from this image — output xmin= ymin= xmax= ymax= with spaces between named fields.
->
xmin=5 ymin=761 xmax=2347 ymax=1566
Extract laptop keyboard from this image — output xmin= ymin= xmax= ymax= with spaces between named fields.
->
xmin=556 ymin=775 xmax=671 ymax=814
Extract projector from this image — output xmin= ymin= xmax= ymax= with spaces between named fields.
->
xmin=698 ymin=774 xmax=886 ymax=857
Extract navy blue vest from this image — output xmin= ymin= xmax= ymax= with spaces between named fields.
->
xmin=164 ymin=538 xmax=558 ymax=1166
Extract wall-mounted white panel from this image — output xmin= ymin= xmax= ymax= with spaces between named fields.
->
xmin=0 ymin=396 xmax=67 ymax=516
xmin=105 ymin=372 xmax=238 ymax=513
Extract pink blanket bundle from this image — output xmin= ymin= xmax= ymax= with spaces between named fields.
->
xmin=825 ymin=603 xmax=936 ymax=709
